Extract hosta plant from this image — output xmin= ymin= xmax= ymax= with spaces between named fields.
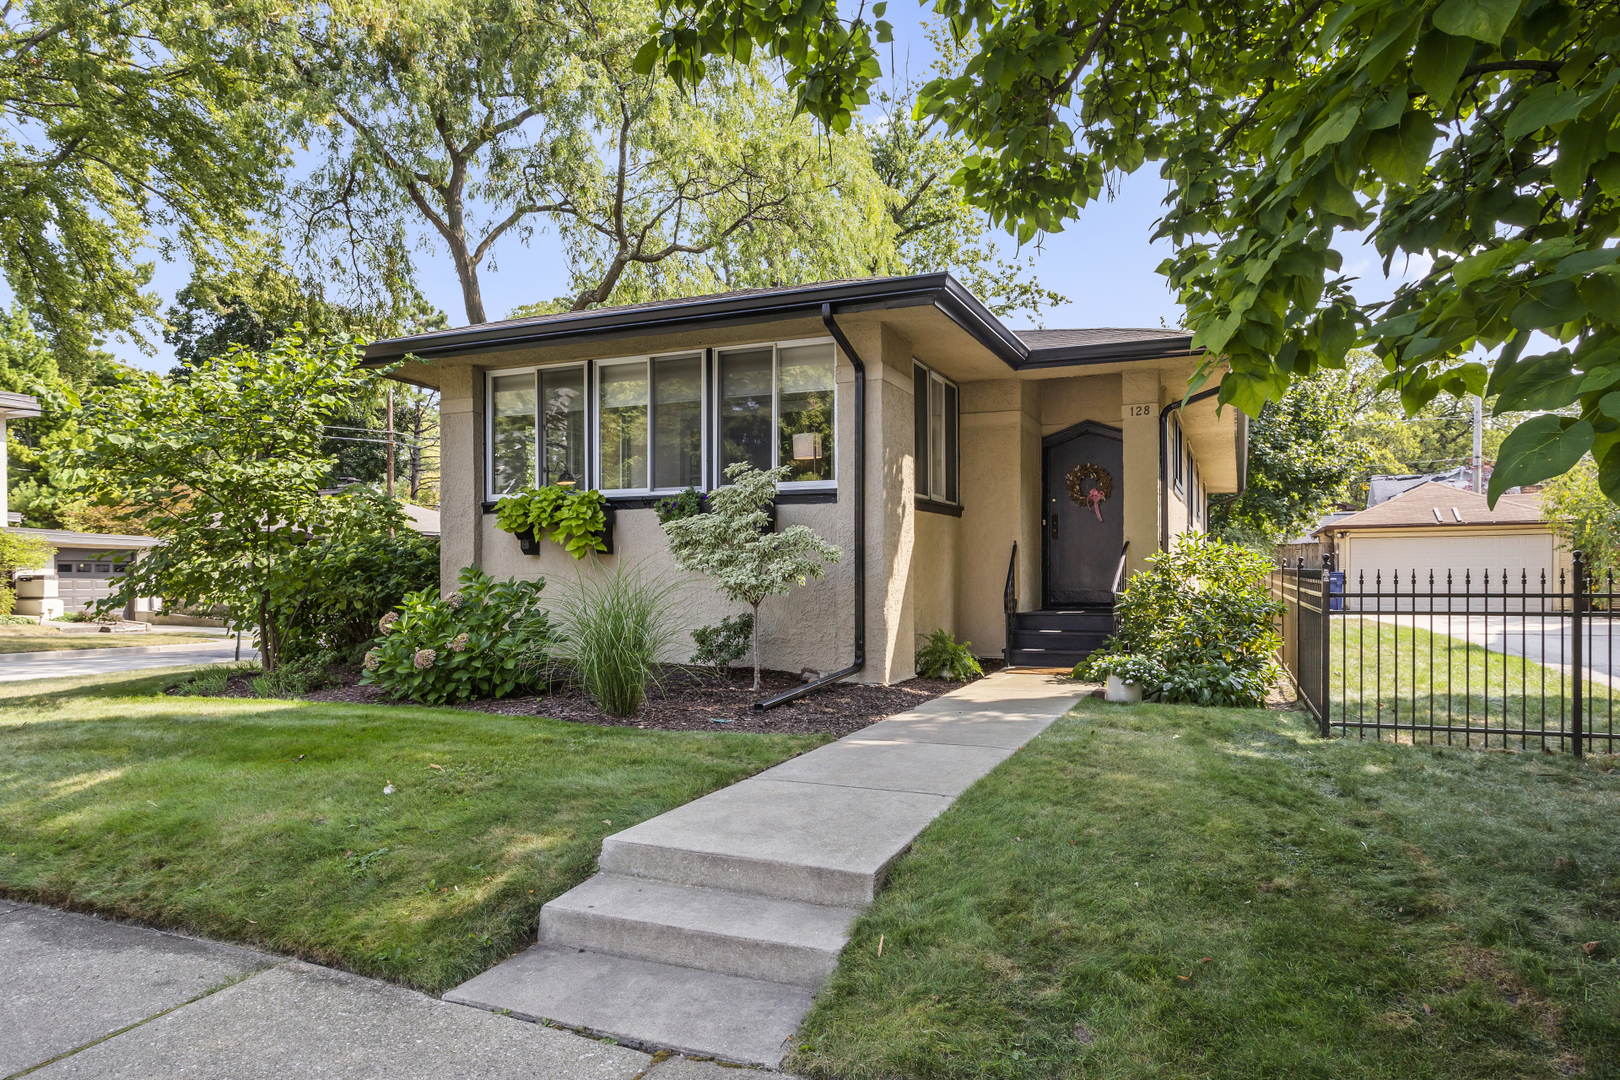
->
xmin=361 ymin=567 xmax=560 ymax=705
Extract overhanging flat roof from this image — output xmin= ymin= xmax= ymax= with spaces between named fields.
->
xmin=0 ymin=391 xmax=42 ymax=420
xmin=362 ymin=274 xmax=1197 ymax=372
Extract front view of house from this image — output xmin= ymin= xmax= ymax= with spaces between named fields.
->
xmin=365 ymin=274 xmax=1248 ymax=684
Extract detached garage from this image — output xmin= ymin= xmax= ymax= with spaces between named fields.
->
xmin=1317 ymin=481 xmax=1564 ymax=610
xmin=11 ymin=529 xmax=163 ymax=620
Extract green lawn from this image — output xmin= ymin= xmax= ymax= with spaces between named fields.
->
xmin=0 ymin=626 xmax=219 ymax=652
xmin=0 ymin=667 xmax=826 ymax=993
xmin=1326 ymin=617 xmax=1615 ymax=751
xmin=790 ymin=698 xmax=1620 ymax=1080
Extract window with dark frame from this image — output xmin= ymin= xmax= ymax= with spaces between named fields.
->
xmin=1172 ymin=418 xmax=1185 ymax=493
xmin=913 ymin=360 xmax=959 ymax=505
xmin=486 ymin=339 xmax=834 ymax=500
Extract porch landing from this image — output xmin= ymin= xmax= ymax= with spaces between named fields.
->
xmin=443 ymin=670 xmax=1084 ymax=1066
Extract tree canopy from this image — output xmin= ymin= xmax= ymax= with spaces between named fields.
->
xmin=1 ymin=0 xmax=285 ymax=361
xmin=639 ymin=0 xmax=1620 ymax=503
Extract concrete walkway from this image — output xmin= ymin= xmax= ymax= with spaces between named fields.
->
xmin=446 ymin=670 xmax=1083 ymax=1067
xmin=0 ymin=900 xmax=741 ymax=1079
xmin=0 ymin=642 xmax=257 ymax=683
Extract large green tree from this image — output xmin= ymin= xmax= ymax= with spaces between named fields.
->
xmin=1212 ymin=368 xmax=1362 ymax=543
xmin=639 ymin=0 xmax=1620 ymax=503
xmin=1 ymin=0 xmax=286 ymax=362
xmin=60 ymin=332 xmax=401 ymax=668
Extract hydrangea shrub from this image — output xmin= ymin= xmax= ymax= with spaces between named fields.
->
xmin=361 ymin=567 xmax=560 ymax=705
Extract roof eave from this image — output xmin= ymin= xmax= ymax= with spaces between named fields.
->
xmin=362 ymin=274 xmax=1201 ymax=374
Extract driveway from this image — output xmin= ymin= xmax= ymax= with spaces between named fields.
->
xmin=0 ymin=642 xmax=257 ymax=683
xmin=0 ymin=900 xmax=745 ymax=1079
xmin=1354 ymin=612 xmax=1620 ymax=685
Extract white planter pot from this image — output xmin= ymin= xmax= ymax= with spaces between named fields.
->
xmin=1104 ymin=675 xmax=1143 ymax=703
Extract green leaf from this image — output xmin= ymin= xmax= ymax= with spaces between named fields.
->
xmin=1503 ymin=82 xmax=1595 ymax=143
xmin=1453 ymin=241 xmax=1525 ymax=286
xmin=1301 ymin=104 xmax=1361 ymax=158
xmin=1551 ymin=118 xmax=1606 ymax=201
xmin=1432 ymin=0 xmax=1521 ymax=45
xmin=1367 ymin=111 xmax=1438 ymax=186
xmin=1493 ymin=350 xmax=1581 ymax=412
xmin=1488 ymin=415 xmax=1592 ymax=505
xmin=1411 ymin=30 xmax=1474 ymax=105
xmin=1598 ymin=443 xmax=1620 ymax=505
xmin=1510 ymin=281 xmax=1589 ymax=330
xmin=1363 ymin=88 xmax=1408 ymax=130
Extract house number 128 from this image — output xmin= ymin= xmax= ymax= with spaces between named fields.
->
xmin=1122 ymin=402 xmax=1154 ymax=419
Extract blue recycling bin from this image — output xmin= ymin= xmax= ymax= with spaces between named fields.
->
xmin=1328 ymin=570 xmax=1345 ymax=611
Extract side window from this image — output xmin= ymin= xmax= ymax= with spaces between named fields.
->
xmin=913 ymin=362 xmax=959 ymax=505
xmin=1172 ymin=419 xmax=1185 ymax=493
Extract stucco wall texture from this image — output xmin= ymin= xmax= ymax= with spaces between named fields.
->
xmin=425 ymin=317 xmax=1239 ymax=683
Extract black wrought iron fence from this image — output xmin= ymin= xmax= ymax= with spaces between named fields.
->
xmin=1270 ymin=553 xmax=1616 ymax=757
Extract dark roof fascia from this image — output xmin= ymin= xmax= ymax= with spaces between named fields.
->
xmin=361 ymin=272 xmax=1196 ymax=373
xmin=1018 ymin=335 xmax=1198 ymax=369
xmin=362 ymin=275 xmax=990 ymax=365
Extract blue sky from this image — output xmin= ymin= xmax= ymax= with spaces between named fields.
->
xmin=9 ymin=4 xmax=1424 ymax=372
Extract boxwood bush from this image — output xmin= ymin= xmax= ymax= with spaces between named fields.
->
xmin=1077 ymin=535 xmax=1283 ymax=707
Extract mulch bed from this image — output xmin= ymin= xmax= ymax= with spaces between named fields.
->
xmin=193 ymin=663 xmax=1000 ymax=737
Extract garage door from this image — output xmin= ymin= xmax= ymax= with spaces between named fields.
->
xmin=55 ymin=548 xmax=135 ymax=614
xmin=1346 ymin=532 xmax=1556 ymax=611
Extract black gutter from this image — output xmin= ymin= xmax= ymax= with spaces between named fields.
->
xmin=1159 ymin=386 xmax=1225 ymax=551
xmin=758 ymin=302 xmax=866 ymax=709
xmin=360 ymin=272 xmax=1197 ymax=374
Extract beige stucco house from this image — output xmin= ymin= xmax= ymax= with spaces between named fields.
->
xmin=364 ymin=275 xmax=1247 ymax=698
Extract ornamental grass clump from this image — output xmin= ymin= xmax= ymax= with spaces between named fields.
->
xmin=1076 ymin=534 xmax=1284 ymax=707
xmin=550 ymin=563 xmax=683 ymax=716
xmin=362 ymin=567 xmax=559 ymax=706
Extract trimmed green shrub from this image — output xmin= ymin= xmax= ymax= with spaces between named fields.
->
xmin=552 ymin=563 xmax=683 ymax=716
xmin=691 ymin=613 xmax=753 ymax=676
xmin=362 ymin=567 xmax=559 ymax=706
xmin=262 ymin=528 xmax=440 ymax=664
xmin=1077 ymin=534 xmax=1283 ymax=707
xmin=915 ymin=628 xmax=983 ymax=681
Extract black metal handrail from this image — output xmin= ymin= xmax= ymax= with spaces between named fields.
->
xmin=1003 ymin=542 xmax=1018 ymax=667
xmin=1112 ymin=540 xmax=1130 ymax=595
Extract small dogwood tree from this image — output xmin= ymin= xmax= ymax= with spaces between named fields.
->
xmin=662 ymin=463 xmax=841 ymax=690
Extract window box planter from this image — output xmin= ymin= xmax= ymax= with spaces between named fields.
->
xmin=514 ymin=505 xmax=615 ymax=557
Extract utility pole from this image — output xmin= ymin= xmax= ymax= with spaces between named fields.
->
xmin=385 ymin=385 xmax=396 ymax=501
xmin=1472 ymin=394 xmax=1484 ymax=493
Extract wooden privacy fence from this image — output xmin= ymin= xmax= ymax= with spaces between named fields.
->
xmin=1270 ymin=553 xmax=1616 ymax=757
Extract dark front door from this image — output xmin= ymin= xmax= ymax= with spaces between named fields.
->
xmin=1043 ymin=421 xmax=1124 ymax=607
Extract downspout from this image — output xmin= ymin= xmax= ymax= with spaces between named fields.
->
xmin=758 ymin=302 xmax=866 ymax=708
xmin=1159 ymin=386 xmax=1224 ymax=552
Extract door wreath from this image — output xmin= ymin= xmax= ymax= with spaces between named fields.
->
xmin=1066 ymin=463 xmax=1113 ymax=522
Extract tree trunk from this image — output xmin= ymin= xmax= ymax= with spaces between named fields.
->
xmin=258 ymin=592 xmax=274 ymax=672
xmin=751 ymin=602 xmax=762 ymax=692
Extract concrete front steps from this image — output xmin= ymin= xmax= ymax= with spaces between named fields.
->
xmin=444 ymin=671 xmax=1084 ymax=1067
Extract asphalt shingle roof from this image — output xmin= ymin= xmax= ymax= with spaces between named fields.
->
xmin=1319 ymin=482 xmax=1544 ymax=532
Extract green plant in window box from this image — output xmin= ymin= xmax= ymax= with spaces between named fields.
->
xmin=494 ymin=485 xmax=609 ymax=559
xmin=653 ymin=487 xmax=706 ymax=523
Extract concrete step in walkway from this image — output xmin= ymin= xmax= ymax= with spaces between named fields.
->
xmin=446 ymin=670 xmax=1083 ymax=1067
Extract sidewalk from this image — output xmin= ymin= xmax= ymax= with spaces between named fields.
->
xmin=0 ymin=900 xmax=743 ymax=1079
xmin=447 ymin=670 xmax=1083 ymax=1067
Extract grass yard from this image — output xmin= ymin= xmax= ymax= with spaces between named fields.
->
xmin=0 ymin=667 xmax=826 ymax=993
xmin=1326 ymin=617 xmax=1617 ymax=751
xmin=791 ymin=698 xmax=1620 ymax=1080
xmin=0 ymin=626 xmax=219 ymax=653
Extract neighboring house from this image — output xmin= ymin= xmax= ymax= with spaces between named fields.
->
xmin=1317 ymin=481 xmax=1561 ymax=604
xmin=402 ymin=503 xmax=440 ymax=537
xmin=11 ymin=529 xmax=164 ymax=620
xmin=363 ymin=274 xmax=1249 ymax=682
